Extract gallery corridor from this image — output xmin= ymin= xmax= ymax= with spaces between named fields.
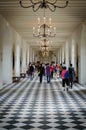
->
xmin=0 ymin=75 xmax=86 ymax=130
xmin=0 ymin=1 xmax=86 ymax=129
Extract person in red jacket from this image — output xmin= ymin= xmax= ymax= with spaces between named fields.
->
xmin=61 ymin=66 xmax=69 ymax=91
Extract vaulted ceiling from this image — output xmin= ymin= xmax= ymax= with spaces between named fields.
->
xmin=0 ymin=0 xmax=86 ymax=51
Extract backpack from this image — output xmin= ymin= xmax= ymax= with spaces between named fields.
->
xmin=69 ymin=67 xmax=74 ymax=75
xmin=64 ymin=70 xmax=70 ymax=78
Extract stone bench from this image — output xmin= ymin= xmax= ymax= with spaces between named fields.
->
xmin=12 ymin=76 xmax=20 ymax=83
xmin=20 ymin=73 xmax=26 ymax=78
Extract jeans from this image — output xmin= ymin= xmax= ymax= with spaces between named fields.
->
xmin=46 ymin=75 xmax=50 ymax=83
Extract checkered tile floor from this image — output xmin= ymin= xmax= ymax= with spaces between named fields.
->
xmin=0 ymin=75 xmax=86 ymax=130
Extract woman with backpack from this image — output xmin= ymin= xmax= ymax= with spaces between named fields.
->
xmin=61 ymin=66 xmax=70 ymax=91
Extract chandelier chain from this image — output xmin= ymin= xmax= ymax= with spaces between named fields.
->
xmin=19 ymin=0 xmax=68 ymax=12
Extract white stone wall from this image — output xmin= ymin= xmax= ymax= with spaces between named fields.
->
xmin=0 ymin=15 xmax=28 ymax=85
xmin=79 ymin=25 xmax=86 ymax=84
xmin=0 ymin=15 xmax=13 ymax=84
xmin=2 ymin=24 xmax=13 ymax=83
xmin=67 ymin=24 xmax=86 ymax=84
xmin=0 ymin=15 xmax=3 ymax=87
xmin=21 ymin=40 xmax=27 ymax=73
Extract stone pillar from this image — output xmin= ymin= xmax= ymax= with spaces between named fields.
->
xmin=59 ymin=48 xmax=62 ymax=64
xmin=2 ymin=26 xmax=13 ymax=83
xmin=71 ymin=40 xmax=76 ymax=70
xmin=79 ymin=25 xmax=86 ymax=84
xmin=27 ymin=44 xmax=30 ymax=64
xmin=65 ymin=41 xmax=69 ymax=69
xmin=2 ymin=25 xmax=13 ymax=83
xmin=57 ymin=49 xmax=60 ymax=64
xmin=0 ymin=48 xmax=2 ymax=87
xmin=71 ymin=40 xmax=75 ymax=67
xmin=14 ymin=33 xmax=21 ymax=76
xmin=34 ymin=51 xmax=36 ymax=63
xmin=21 ymin=41 xmax=27 ymax=73
xmin=62 ymin=45 xmax=65 ymax=63
xmin=54 ymin=52 xmax=57 ymax=64
xmin=29 ymin=47 xmax=32 ymax=63
xmin=32 ymin=50 xmax=35 ymax=62
xmin=0 ymin=18 xmax=3 ymax=87
xmin=31 ymin=49 xmax=33 ymax=63
xmin=35 ymin=51 xmax=38 ymax=63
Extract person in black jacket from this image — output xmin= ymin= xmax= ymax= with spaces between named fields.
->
xmin=29 ymin=63 xmax=34 ymax=80
xmin=38 ymin=64 xmax=45 ymax=83
xmin=68 ymin=63 xmax=75 ymax=88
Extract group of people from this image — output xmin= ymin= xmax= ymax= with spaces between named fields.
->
xmin=27 ymin=62 xmax=75 ymax=91
xmin=61 ymin=63 xmax=75 ymax=91
xmin=38 ymin=63 xmax=52 ymax=83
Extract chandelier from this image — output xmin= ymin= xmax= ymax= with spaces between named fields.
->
xmin=41 ymin=46 xmax=49 ymax=57
xmin=40 ymin=39 xmax=49 ymax=50
xmin=39 ymin=39 xmax=52 ymax=57
xmin=42 ymin=50 xmax=49 ymax=57
xmin=40 ymin=43 xmax=49 ymax=51
xmin=33 ymin=17 xmax=56 ymax=38
xmin=19 ymin=0 xmax=68 ymax=12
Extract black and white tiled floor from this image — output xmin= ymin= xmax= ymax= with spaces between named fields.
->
xmin=0 ymin=76 xmax=86 ymax=130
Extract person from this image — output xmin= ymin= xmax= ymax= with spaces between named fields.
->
xmin=68 ymin=63 xmax=75 ymax=88
xmin=54 ymin=65 xmax=58 ymax=77
xmin=38 ymin=64 xmax=45 ymax=83
xmin=61 ymin=66 xmax=69 ymax=91
xmin=56 ymin=63 xmax=60 ymax=77
xmin=59 ymin=63 xmax=62 ymax=76
xmin=29 ymin=63 xmax=34 ymax=80
xmin=50 ymin=64 xmax=54 ymax=79
xmin=27 ymin=64 xmax=30 ymax=76
xmin=46 ymin=63 xmax=51 ymax=83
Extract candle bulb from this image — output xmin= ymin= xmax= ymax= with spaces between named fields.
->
xmin=54 ymin=27 xmax=56 ymax=34
xmin=38 ymin=17 xmax=40 ymax=26
xmin=44 ymin=17 xmax=46 ymax=24
xmin=48 ymin=29 xmax=50 ymax=35
xmin=33 ymin=27 xmax=35 ymax=34
xmin=49 ymin=18 xmax=51 ymax=25
xmin=38 ymin=28 xmax=40 ymax=34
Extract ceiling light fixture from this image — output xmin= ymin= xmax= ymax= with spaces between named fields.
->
xmin=39 ymin=39 xmax=52 ymax=57
xmin=19 ymin=0 xmax=68 ymax=12
xmin=40 ymin=40 xmax=49 ymax=51
xmin=33 ymin=17 xmax=56 ymax=38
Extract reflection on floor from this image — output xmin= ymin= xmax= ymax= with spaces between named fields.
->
xmin=0 ymin=76 xmax=86 ymax=130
